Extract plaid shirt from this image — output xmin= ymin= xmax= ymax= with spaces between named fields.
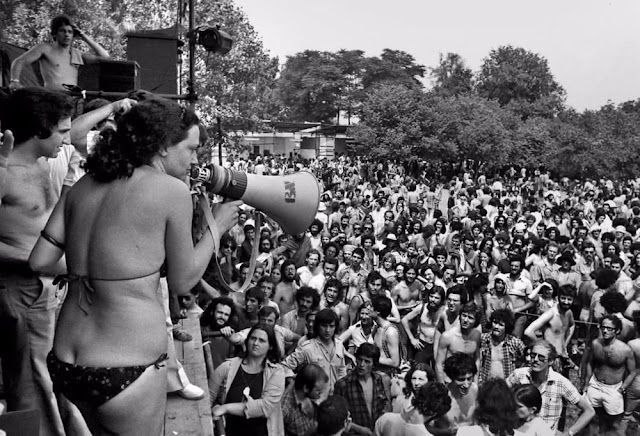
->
xmin=507 ymin=367 xmax=581 ymax=430
xmin=479 ymin=333 xmax=525 ymax=384
xmin=281 ymin=384 xmax=317 ymax=436
xmin=334 ymin=370 xmax=391 ymax=430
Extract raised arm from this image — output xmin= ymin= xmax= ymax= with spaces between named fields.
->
xmin=74 ymin=25 xmax=109 ymax=60
xmin=70 ymin=98 xmax=135 ymax=153
xmin=524 ymin=309 xmax=553 ymax=342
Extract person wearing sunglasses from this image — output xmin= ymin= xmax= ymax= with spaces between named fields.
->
xmin=507 ymin=339 xmax=594 ymax=435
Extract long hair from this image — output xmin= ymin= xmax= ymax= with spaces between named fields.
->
xmin=84 ymin=96 xmax=199 ymax=182
xmin=243 ymin=324 xmax=281 ymax=364
xmin=473 ymin=378 xmax=518 ymax=436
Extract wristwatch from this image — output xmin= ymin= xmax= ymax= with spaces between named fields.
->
xmin=10 ymin=79 xmax=19 ymax=83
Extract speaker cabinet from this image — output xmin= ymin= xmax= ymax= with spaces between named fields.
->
xmin=78 ymin=59 xmax=140 ymax=92
xmin=126 ymin=26 xmax=180 ymax=94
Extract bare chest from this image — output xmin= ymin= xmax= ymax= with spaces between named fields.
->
xmin=3 ymin=164 xmax=56 ymax=215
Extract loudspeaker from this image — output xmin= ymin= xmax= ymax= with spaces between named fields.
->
xmin=192 ymin=165 xmax=320 ymax=235
xmin=126 ymin=27 xmax=180 ymax=94
xmin=77 ymin=59 xmax=139 ymax=92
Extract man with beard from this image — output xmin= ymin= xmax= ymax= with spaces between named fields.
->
xmin=284 ymin=309 xmax=348 ymax=400
xmin=338 ymin=247 xmax=369 ymax=303
xmin=309 ymin=256 xmax=339 ymax=294
xmin=282 ymin=286 xmax=320 ymax=340
xmin=334 ymin=343 xmax=391 ymax=436
xmin=435 ymin=302 xmax=481 ymax=383
xmin=200 ymin=297 xmax=236 ymax=369
xmin=581 ymin=316 xmax=636 ymax=436
xmin=274 ymin=259 xmax=299 ymax=316
xmin=297 ymin=249 xmax=322 ymax=286
xmin=402 ymin=286 xmax=446 ymax=366
xmin=508 ymin=339 xmax=595 ymax=433
xmin=308 ymin=218 xmax=324 ymax=250
xmin=525 ymin=284 xmax=577 ymax=363
xmin=348 ymin=271 xmax=401 ymax=326
xmin=320 ymin=279 xmax=349 ymax=333
xmin=531 ymin=242 xmax=560 ymax=287
xmin=478 ymin=309 xmax=525 ymax=384
xmin=507 ymin=255 xmax=534 ymax=338
xmin=9 ymin=15 xmax=109 ymax=91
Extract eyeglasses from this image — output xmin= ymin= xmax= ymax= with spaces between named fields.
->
xmin=530 ymin=352 xmax=549 ymax=362
xmin=600 ymin=325 xmax=616 ymax=332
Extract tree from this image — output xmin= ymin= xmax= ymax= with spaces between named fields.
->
xmin=475 ymin=45 xmax=566 ymax=120
xmin=429 ymin=52 xmax=473 ymax=97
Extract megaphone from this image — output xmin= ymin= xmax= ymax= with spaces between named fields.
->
xmin=191 ymin=164 xmax=320 ymax=235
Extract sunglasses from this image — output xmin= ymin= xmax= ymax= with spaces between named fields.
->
xmin=530 ymin=352 xmax=549 ymax=362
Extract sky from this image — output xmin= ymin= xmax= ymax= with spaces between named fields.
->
xmin=234 ymin=0 xmax=640 ymax=112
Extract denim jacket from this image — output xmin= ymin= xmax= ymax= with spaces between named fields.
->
xmin=209 ymin=357 xmax=285 ymax=436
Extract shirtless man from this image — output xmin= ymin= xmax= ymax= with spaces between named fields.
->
xmin=435 ymin=302 xmax=481 ymax=383
xmin=273 ymin=259 xmax=298 ymax=316
xmin=9 ymin=15 xmax=109 ymax=91
xmin=581 ymin=315 xmax=636 ymax=436
xmin=402 ymin=286 xmax=445 ymax=366
xmin=525 ymin=284 xmax=576 ymax=361
xmin=622 ymin=311 xmax=640 ymax=434
xmin=348 ymin=271 xmax=400 ymax=326
xmin=371 ymin=295 xmax=401 ymax=376
xmin=0 ymin=89 xmax=74 ymax=435
xmin=391 ymin=264 xmax=424 ymax=314
xmin=296 ymin=249 xmax=321 ymax=287
xmin=320 ymin=278 xmax=349 ymax=333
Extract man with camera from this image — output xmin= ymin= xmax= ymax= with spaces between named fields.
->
xmin=9 ymin=15 xmax=109 ymax=91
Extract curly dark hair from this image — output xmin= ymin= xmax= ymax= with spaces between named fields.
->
xmin=84 ymin=97 xmax=199 ymax=182
xmin=412 ymin=381 xmax=451 ymax=422
xmin=490 ymin=308 xmax=515 ymax=334
xmin=3 ymin=88 xmax=73 ymax=144
xmin=474 ymin=378 xmax=518 ymax=436
xmin=50 ymin=15 xmax=73 ymax=35
xmin=599 ymin=291 xmax=627 ymax=315
xmin=443 ymin=352 xmax=477 ymax=380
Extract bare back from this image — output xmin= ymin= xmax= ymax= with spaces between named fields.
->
xmin=54 ymin=167 xmax=184 ymax=367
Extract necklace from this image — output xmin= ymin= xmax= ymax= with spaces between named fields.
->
xmin=239 ymin=361 xmax=263 ymax=396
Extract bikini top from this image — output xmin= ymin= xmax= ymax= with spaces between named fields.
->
xmin=53 ymin=269 xmax=160 ymax=316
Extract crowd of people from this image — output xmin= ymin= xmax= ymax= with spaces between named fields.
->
xmin=196 ymin=152 xmax=640 ymax=436
xmin=3 ymin=13 xmax=640 ymax=436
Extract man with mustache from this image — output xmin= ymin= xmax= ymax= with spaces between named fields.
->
xmin=478 ymin=309 xmax=525 ymax=384
xmin=402 ymin=286 xmax=445 ymax=366
xmin=525 ymin=284 xmax=576 ymax=362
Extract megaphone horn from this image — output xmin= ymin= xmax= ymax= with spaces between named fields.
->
xmin=191 ymin=164 xmax=320 ymax=235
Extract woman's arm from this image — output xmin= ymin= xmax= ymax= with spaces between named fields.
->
xmin=29 ymin=190 xmax=68 ymax=275
xmin=164 ymin=182 xmax=242 ymax=295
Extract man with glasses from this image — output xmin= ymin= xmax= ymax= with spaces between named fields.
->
xmin=580 ymin=316 xmax=635 ymax=436
xmin=507 ymin=339 xmax=595 ymax=434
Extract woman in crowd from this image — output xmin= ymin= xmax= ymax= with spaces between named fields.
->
xmin=29 ymin=97 xmax=241 ymax=434
xmin=428 ymin=353 xmax=478 ymax=436
xmin=456 ymin=378 xmax=522 ymax=436
xmin=512 ymin=384 xmax=554 ymax=436
xmin=392 ymin=363 xmax=433 ymax=413
xmin=210 ymin=324 xmax=285 ymax=436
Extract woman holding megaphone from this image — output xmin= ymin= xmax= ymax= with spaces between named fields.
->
xmin=29 ymin=96 xmax=242 ymax=435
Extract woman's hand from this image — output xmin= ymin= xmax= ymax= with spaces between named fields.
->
xmin=212 ymin=404 xmax=227 ymax=419
xmin=212 ymin=200 xmax=244 ymax=234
